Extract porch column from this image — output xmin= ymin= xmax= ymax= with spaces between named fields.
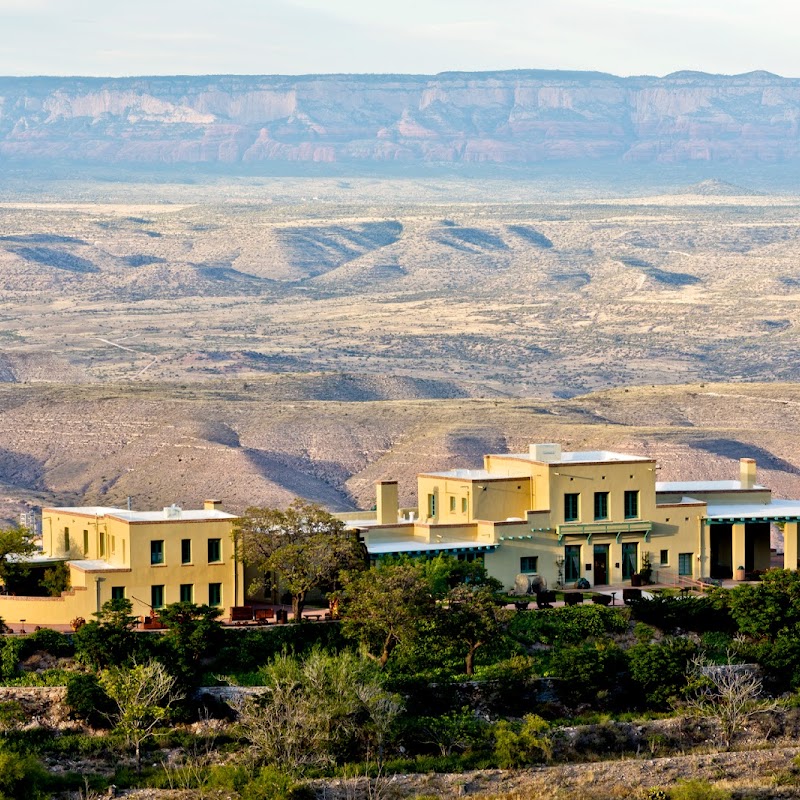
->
xmin=784 ymin=522 xmax=799 ymax=571
xmin=732 ymin=523 xmax=746 ymax=578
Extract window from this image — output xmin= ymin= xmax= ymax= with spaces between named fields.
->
xmin=150 ymin=540 xmax=164 ymax=565
xmin=180 ymin=584 xmax=194 ymax=603
xmin=111 ymin=586 xmax=125 ymax=600
xmin=624 ymin=490 xmax=639 ymax=519
xmin=99 ymin=533 xmax=106 ymax=558
xmin=564 ymin=493 xmax=580 ymax=522
xmin=678 ymin=553 xmax=693 ymax=577
xmin=621 ymin=542 xmax=638 ymax=580
xmin=449 ymin=496 xmax=456 ymax=512
xmin=83 ymin=530 xmax=89 ymax=556
xmin=208 ymin=583 xmax=222 ymax=607
xmin=63 ymin=528 xmax=70 ymax=553
xmin=564 ymin=545 xmax=581 ymax=582
xmin=122 ymin=540 xmax=126 ymax=562
xmin=151 ymin=584 xmax=164 ymax=609
xmin=461 ymin=497 xmax=468 ymax=513
xmin=520 ymin=556 xmax=538 ymax=573
xmin=181 ymin=539 xmax=192 ymax=564
xmin=594 ymin=492 xmax=609 ymax=520
xmin=111 ymin=536 xmax=116 ymax=555
xmin=660 ymin=549 xmax=669 ymax=566
xmin=427 ymin=493 xmax=436 ymax=518
xmin=208 ymin=538 xmax=222 ymax=563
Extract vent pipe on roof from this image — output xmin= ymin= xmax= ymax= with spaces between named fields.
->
xmin=164 ymin=504 xmax=182 ymax=519
xmin=740 ymin=458 xmax=757 ymax=489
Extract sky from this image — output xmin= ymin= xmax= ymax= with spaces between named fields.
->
xmin=0 ymin=0 xmax=797 ymax=78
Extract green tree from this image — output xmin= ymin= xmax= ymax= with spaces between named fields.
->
xmin=729 ymin=569 xmax=800 ymax=639
xmin=39 ymin=561 xmax=70 ymax=597
xmin=234 ymin=500 xmax=366 ymax=621
xmin=234 ymin=649 xmax=402 ymax=774
xmin=628 ymin=637 xmax=697 ymax=709
xmin=340 ymin=561 xmax=434 ymax=668
xmin=0 ymin=749 xmax=48 ymax=800
xmin=99 ymin=659 xmax=183 ymax=771
xmin=440 ymin=583 xmax=510 ymax=675
xmin=73 ymin=597 xmax=139 ymax=669
xmin=417 ymin=553 xmax=502 ymax=598
xmin=157 ymin=601 xmax=223 ymax=685
xmin=0 ymin=525 xmax=36 ymax=591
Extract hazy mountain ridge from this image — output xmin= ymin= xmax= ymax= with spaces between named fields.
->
xmin=4 ymin=70 xmax=800 ymax=165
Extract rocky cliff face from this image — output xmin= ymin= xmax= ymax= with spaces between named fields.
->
xmin=2 ymin=70 xmax=800 ymax=165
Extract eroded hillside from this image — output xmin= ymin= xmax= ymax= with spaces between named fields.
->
xmin=1 ymin=381 xmax=800 ymax=524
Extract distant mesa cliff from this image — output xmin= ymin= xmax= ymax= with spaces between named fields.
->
xmin=3 ymin=70 xmax=800 ymax=165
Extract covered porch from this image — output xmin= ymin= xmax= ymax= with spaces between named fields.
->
xmin=705 ymin=500 xmax=800 ymax=577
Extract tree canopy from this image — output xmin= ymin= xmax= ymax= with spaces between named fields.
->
xmin=0 ymin=525 xmax=36 ymax=589
xmin=234 ymin=499 xmax=367 ymax=620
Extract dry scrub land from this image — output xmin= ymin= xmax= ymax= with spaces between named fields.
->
xmin=0 ymin=178 xmax=798 ymax=397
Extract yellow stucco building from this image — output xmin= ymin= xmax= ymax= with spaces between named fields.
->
xmin=0 ymin=501 xmax=240 ymax=626
xmin=340 ymin=443 xmax=799 ymax=592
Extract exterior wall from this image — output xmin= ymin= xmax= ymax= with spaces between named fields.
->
xmin=656 ymin=489 xmax=772 ymax=506
xmin=543 ymin=459 xmax=657 ymax=527
xmin=123 ymin=518 xmax=239 ymax=611
xmin=41 ymin=510 xmax=121 ymax=562
xmin=417 ymin=475 xmax=530 ymax=524
xmin=0 ymin=586 xmax=94 ymax=625
xmin=9 ymin=508 xmax=243 ymax=626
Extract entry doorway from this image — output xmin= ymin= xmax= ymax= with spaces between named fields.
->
xmin=593 ymin=544 xmax=609 ymax=586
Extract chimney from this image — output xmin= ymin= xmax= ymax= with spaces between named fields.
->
xmin=204 ymin=499 xmax=223 ymax=511
xmin=375 ymin=481 xmax=398 ymax=525
xmin=740 ymin=458 xmax=757 ymax=489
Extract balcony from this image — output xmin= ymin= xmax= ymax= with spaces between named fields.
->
xmin=556 ymin=520 xmax=652 ymax=544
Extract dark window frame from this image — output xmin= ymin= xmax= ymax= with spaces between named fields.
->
xmin=564 ymin=493 xmax=580 ymax=522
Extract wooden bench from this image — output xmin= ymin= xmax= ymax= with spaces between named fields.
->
xmin=304 ymin=612 xmax=331 ymax=622
xmin=230 ymin=606 xmax=254 ymax=623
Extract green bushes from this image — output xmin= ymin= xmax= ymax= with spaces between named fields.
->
xmin=65 ymin=673 xmax=112 ymax=726
xmin=508 ymin=605 xmax=628 ymax=646
xmin=628 ymin=592 xmax=733 ymax=634
xmin=547 ymin=641 xmax=626 ymax=706
xmin=628 ymin=638 xmax=697 ymax=708
xmin=493 ymin=714 xmax=551 ymax=768
xmin=0 ymin=749 xmax=49 ymax=800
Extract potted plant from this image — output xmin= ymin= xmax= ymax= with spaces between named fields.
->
xmin=735 ymin=565 xmax=746 ymax=581
xmin=639 ymin=552 xmax=653 ymax=584
xmin=631 ymin=573 xmax=643 ymax=587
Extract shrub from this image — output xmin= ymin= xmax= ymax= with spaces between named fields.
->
xmin=0 ymin=701 xmax=25 ymax=731
xmin=24 ymin=627 xmax=74 ymax=659
xmin=628 ymin=638 xmax=697 ymax=709
xmin=0 ymin=638 xmax=24 ymax=680
xmin=508 ymin=605 xmax=627 ymax=646
xmin=629 ymin=592 xmax=733 ymax=634
xmin=493 ymin=714 xmax=551 ymax=768
xmin=670 ymin=779 xmax=731 ymax=800
xmin=65 ymin=672 xmax=112 ymax=726
xmin=547 ymin=641 xmax=626 ymax=706
xmin=0 ymin=749 xmax=49 ymax=800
